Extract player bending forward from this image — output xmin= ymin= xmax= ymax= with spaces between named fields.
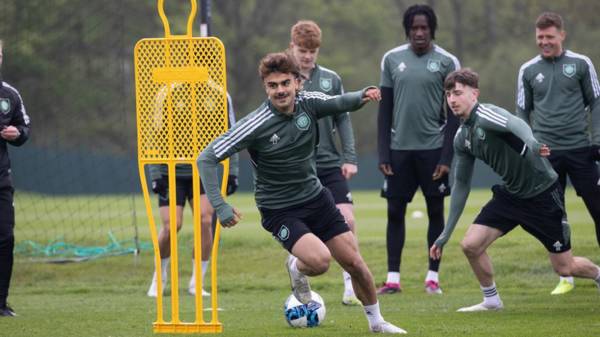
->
xmin=430 ymin=68 xmax=600 ymax=312
xmin=198 ymin=52 xmax=406 ymax=334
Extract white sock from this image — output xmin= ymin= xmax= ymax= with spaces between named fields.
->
xmin=343 ymin=271 xmax=354 ymax=295
xmin=201 ymin=260 xmax=209 ymax=286
xmin=290 ymin=256 xmax=301 ymax=274
xmin=560 ymin=276 xmax=574 ymax=285
xmin=426 ymin=270 xmax=439 ymax=283
xmin=189 ymin=259 xmax=209 ymax=289
xmin=480 ymin=282 xmax=501 ymax=307
xmin=386 ymin=272 xmax=400 ymax=284
xmin=160 ymin=257 xmax=170 ymax=281
xmin=363 ymin=301 xmax=385 ymax=327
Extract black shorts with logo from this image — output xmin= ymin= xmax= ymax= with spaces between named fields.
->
xmin=259 ymin=188 xmax=351 ymax=252
xmin=157 ymin=176 xmax=205 ymax=207
xmin=381 ymin=148 xmax=450 ymax=201
xmin=474 ymin=182 xmax=571 ymax=253
xmin=317 ymin=167 xmax=353 ymax=204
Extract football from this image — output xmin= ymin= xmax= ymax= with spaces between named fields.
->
xmin=283 ymin=291 xmax=326 ymax=328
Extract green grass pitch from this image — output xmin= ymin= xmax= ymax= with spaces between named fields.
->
xmin=5 ymin=188 xmax=600 ymax=336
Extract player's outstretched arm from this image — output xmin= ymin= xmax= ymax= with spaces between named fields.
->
xmin=197 ymin=146 xmax=241 ymax=227
xmin=430 ymin=150 xmax=474 ymax=260
xmin=310 ymin=86 xmax=380 ymax=119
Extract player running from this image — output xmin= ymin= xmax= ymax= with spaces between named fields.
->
xmin=198 ymin=52 xmax=406 ymax=334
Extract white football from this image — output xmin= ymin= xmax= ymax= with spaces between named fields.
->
xmin=283 ymin=290 xmax=326 ymax=328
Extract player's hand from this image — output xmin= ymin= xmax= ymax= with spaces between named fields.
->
xmin=432 ymin=164 xmax=450 ymax=180
xmin=591 ymin=145 xmax=600 ymax=161
xmin=379 ymin=163 xmax=394 ymax=176
xmin=429 ymin=244 xmax=443 ymax=260
xmin=226 ymin=175 xmax=239 ymax=195
xmin=361 ymin=88 xmax=381 ymax=103
xmin=341 ymin=163 xmax=358 ymax=180
xmin=221 ymin=207 xmax=242 ymax=228
xmin=539 ymin=144 xmax=551 ymax=157
xmin=151 ymin=177 xmax=168 ymax=195
xmin=0 ymin=126 xmax=20 ymax=141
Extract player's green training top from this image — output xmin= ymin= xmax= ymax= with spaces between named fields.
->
xmin=434 ymin=103 xmax=558 ymax=247
xmin=517 ymin=50 xmax=600 ymax=149
xmin=303 ymin=64 xmax=357 ymax=168
xmin=149 ymin=94 xmax=239 ymax=180
xmin=379 ymin=43 xmax=460 ymax=151
xmin=198 ymin=88 xmax=371 ymax=223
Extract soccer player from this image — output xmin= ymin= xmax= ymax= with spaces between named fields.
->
xmin=147 ymin=94 xmax=239 ymax=298
xmin=377 ymin=4 xmax=460 ymax=295
xmin=0 ymin=39 xmax=31 ymax=317
xmin=198 ymin=52 xmax=406 ymax=334
xmin=516 ymin=11 xmax=600 ymax=295
xmin=430 ymin=68 xmax=600 ymax=312
xmin=288 ymin=20 xmax=360 ymax=306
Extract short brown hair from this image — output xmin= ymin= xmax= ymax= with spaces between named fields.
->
xmin=444 ymin=68 xmax=479 ymax=91
xmin=290 ymin=20 xmax=321 ymax=49
xmin=536 ymin=12 xmax=563 ymax=30
xmin=258 ymin=52 xmax=300 ymax=80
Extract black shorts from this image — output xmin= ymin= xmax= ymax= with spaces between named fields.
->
xmin=548 ymin=147 xmax=600 ymax=198
xmin=381 ymin=148 xmax=450 ymax=201
xmin=157 ymin=176 xmax=205 ymax=207
xmin=317 ymin=167 xmax=353 ymax=204
xmin=474 ymin=182 xmax=571 ymax=253
xmin=259 ymin=189 xmax=351 ymax=252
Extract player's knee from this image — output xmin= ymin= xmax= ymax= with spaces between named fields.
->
xmin=388 ymin=200 xmax=407 ymax=223
xmin=345 ymin=217 xmax=356 ymax=232
xmin=460 ymin=239 xmax=482 ymax=257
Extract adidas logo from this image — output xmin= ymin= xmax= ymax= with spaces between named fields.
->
xmin=535 ymin=73 xmax=545 ymax=83
xmin=270 ymin=133 xmax=280 ymax=144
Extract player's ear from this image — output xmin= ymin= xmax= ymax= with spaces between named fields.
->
xmin=473 ymin=88 xmax=480 ymax=99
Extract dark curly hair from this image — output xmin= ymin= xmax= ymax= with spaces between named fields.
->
xmin=258 ymin=52 xmax=300 ymax=80
xmin=403 ymin=4 xmax=437 ymax=40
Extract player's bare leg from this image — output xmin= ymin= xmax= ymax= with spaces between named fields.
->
xmin=549 ymin=250 xmax=600 ymax=287
xmin=458 ymin=224 xmax=504 ymax=312
xmin=147 ymin=206 xmax=184 ymax=297
xmin=337 ymin=203 xmax=361 ymax=305
xmin=327 ymin=231 xmax=406 ymax=333
xmin=189 ymin=194 xmax=214 ymax=296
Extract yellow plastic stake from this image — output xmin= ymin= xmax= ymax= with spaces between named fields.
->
xmin=134 ymin=0 xmax=228 ymax=333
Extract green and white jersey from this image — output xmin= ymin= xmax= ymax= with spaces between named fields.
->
xmin=198 ymin=88 xmax=369 ymax=220
xmin=380 ymin=43 xmax=460 ymax=150
xmin=517 ymin=50 xmax=600 ymax=149
xmin=303 ymin=64 xmax=357 ymax=168
xmin=149 ymin=94 xmax=240 ymax=180
xmin=434 ymin=103 xmax=558 ymax=247
xmin=453 ymin=103 xmax=557 ymax=198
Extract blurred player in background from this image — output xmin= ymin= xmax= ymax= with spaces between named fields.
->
xmin=377 ymin=4 xmax=460 ymax=295
xmin=147 ymin=92 xmax=238 ymax=298
xmin=288 ymin=20 xmax=361 ymax=306
xmin=0 ymin=39 xmax=31 ymax=317
xmin=516 ymin=11 xmax=600 ymax=295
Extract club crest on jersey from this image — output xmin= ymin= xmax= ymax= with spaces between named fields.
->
xmin=476 ymin=128 xmax=486 ymax=140
xmin=294 ymin=112 xmax=311 ymax=131
xmin=277 ymin=225 xmax=290 ymax=241
xmin=0 ymin=98 xmax=10 ymax=115
xmin=563 ymin=64 xmax=576 ymax=77
xmin=320 ymin=78 xmax=332 ymax=91
xmin=427 ymin=59 xmax=441 ymax=72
